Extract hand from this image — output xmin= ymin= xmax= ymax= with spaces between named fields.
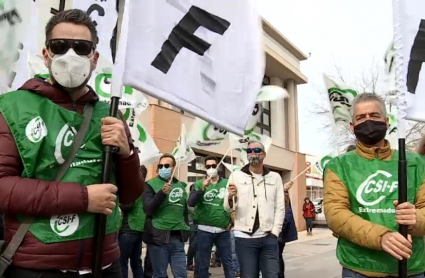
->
xmin=381 ymin=232 xmax=412 ymax=260
xmin=101 ymin=117 xmax=130 ymax=157
xmin=228 ymin=184 xmax=237 ymax=198
xmin=225 ymin=222 xmax=233 ymax=231
xmin=394 ymin=201 xmax=417 ymax=227
xmin=87 ymin=184 xmax=118 ymax=215
xmin=162 ymin=183 xmax=172 ymax=194
xmin=202 ymin=178 xmax=211 ymax=191
xmin=284 ymin=181 xmax=294 ymax=191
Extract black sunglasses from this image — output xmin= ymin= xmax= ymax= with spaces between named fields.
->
xmin=247 ymin=148 xmax=263 ymax=154
xmin=158 ymin=164 xmax=171 ymax=169
xmin=205 ymin=164 xmax=217 ymax=169
xmin=47 ymin=39 xmax=95 ymax=56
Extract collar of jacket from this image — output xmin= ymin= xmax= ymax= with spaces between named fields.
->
xmin=240 ymin=164 xmax=271 ymax=176
xmin=355 ymin=139 xmax=394 ymax=161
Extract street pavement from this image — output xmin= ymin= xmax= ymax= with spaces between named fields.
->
xmin=129 ymin=228 xmax=340 ymax=278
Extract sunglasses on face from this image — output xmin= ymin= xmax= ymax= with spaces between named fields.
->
xmin=247 ymin=148 xmax=263 ymax=154
xmin=46 ymin=39 xmax=95 ymax=56
xmin=158 ymin=164 xmax=171 ymax=169
xmin=205 ymin=164 xmax=217 ymax=169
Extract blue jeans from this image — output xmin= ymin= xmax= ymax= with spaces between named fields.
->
xmin=342 ymin=268 xmax=425 ymax=278
xmin=148 ymin=235 xmax=187 ymax=278
xmin=196 ymin=230 xmax=234 ymax=278
xmin=231 ymin=231 xmax=240 ymax=273
xmin=235 ymin=234 xmax=279 ymax=278
xmin=119 ymin=232 xmax=144 ymax=278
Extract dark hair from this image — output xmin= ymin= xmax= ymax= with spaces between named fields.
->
xmin=346 ymin=145 xmax=356 ymax=152
xmin=45 ymin=9 xmax=98 ymax=45
xmin=140 ymin=165 xmax=148 ymax=179
xmin=204 ymin=156 xmax=218 ymax=165
xmin=159 ymin=153 xmax=176 ymax=167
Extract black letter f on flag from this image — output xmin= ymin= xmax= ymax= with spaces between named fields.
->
xmin=151 ymin=6 xmax=230 ymax=74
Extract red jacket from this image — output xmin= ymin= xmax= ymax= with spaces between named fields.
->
xmin=0 ymin=79 xmax=144 ymax=270
xmin=302 ymin=202 xmax=315 ymax=218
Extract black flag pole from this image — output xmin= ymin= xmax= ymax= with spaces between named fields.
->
xmin=92 ymin=1 xmax=120 ymax=277
xmin=398 ymin=138 xmax=408 ymax=278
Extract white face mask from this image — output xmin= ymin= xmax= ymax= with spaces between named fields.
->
xmin=49 ymin=49 xmax=92 ymax=88
xmin=206 ymin=168 xmax=218 ymax=178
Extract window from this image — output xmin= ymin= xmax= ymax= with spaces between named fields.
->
xmin=256 ymin=76 xmax=271 ymax=136
xmin=187 ymin=152 xmax=230 ymax=186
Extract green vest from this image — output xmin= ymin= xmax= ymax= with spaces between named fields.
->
xmin=128 ymin=196 xmax=146 ymax=232
xmin=325 ymin=150 xmax=425 ymax=274
xmin=0 ymin=90 xmax=121 ymax=243
xmin=194 ymin=178 xmax=230 ymax=228
xmin=148 ymin=177 xmax=190 ymax=231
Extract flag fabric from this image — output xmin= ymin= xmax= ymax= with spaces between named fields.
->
xmin=323 ymin=75 xmax=358 ymax=125
xmin=313 ymin=155 xmax=334 ymax=175
xmin=173 ymin=124 xmax=197 ymax=164
xmin=384 ymin=41 xmax=396 ymax=96
xmin=392 ymin=0 xmax=425 ymax=125
xmin=187 ymin=85 xmax=288 ymax=149
xmin=0 ymin=0 xmax=35 ymax=93
xmin=122 ymin=0 xmax=264 ymax=136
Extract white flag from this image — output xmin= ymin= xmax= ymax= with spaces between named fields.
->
xmin=393 ymin=0 xmax=425 ymax=124
xmin=173 ymin=124 xmax=196 ymax=164
xmin=122 ymin=0 xmax=264 ymax=136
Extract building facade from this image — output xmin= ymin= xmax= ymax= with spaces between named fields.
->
xmin=139 ymin=19 xmax=309 ymax=231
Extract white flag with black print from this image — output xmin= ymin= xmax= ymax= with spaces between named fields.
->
xmin=393 ymin=0 xmax=425 ymax=124
xmin=121 ymin=0 xmax=264 ymax=136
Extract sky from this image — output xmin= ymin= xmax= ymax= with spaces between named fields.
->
xmin=259 ymin=0 xmax=394 ymax=157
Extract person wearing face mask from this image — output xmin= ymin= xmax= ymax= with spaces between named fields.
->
xmin=143 ymin=154 xmax=190 ymax=278
xmin=324 ymin=93 xmax=425 ymax=278
xmin=224 ymin=141 xmax=285 ymax=278
xmin=187 ymin=156 xmax=234 ymax=278
xmin=0 ymin=10 xmax=144 ymax=278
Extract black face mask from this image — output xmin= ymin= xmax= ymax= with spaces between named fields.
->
xmin=353 ymin=120 xmax=387 ymax=146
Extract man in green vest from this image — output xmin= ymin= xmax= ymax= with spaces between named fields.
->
xmin=187 ymin=156 xmax=234 ymax=278
xmin=0 ymin=9 xmax=144 ymax=278
xmin=323 ymin=93 xmax=425 ymax=278
xmin=143 ymin=154 xmax=190 ymax=278
xmin=119 ymin=165 xmax=148 ymax=278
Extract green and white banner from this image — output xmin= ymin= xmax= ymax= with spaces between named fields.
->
xmin=187 ymin=85 xmax=287 ymax=149
xmin=323 ymin=75 xmax=358 ymax=125
xmin=313 ymin=155 xmax=334 ymax=175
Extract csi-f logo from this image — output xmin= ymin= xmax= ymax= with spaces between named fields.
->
xmin=204 ymin=188 xmax=225 ymax=202
xmin=55 ymin=124 xmax=77 ymax=164
xmin=356 ymin=170 xmax=398 ymax=207
xmin=169 ymin=188 xmax=184 ymax=203
xmin=25 ymin=116 xmax=48 ymax=143
xmin=50 ymin=214 xmax=79 ymax=237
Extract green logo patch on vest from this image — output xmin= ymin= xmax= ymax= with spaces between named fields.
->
xmin=203 ymin=188 xmax=225 ymax=204
xmin=25 ymin=116 xmax=48 ymax=143
xmin=55 ymin=123 xmax=77 ymax=164
xmin=356 ymin=170 xmax=398 ymax=212
xmin=50 ymin=214 xmax=79 ymax=237
xmin=169 ymin=188 xmax=184 ymax=204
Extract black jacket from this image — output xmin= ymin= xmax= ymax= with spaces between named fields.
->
xmin=142 ymin=177 xmax=190 ymax=245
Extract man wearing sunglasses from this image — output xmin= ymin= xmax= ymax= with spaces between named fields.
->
xmin=187 ymin=156 xmax=234 ymax=278
xmin=143 ymin=154 xmax=190 ymax=278
xmin=224 ymin=141 xmax=285 ymax=278
xmin=0 ymin=9 xmax=144 ymax=278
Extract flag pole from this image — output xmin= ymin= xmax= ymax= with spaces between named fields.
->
xmin=392 ymin=0 xmax=407 ymax=276
xmin=92 ymin=0 xmax=120 ymax=277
